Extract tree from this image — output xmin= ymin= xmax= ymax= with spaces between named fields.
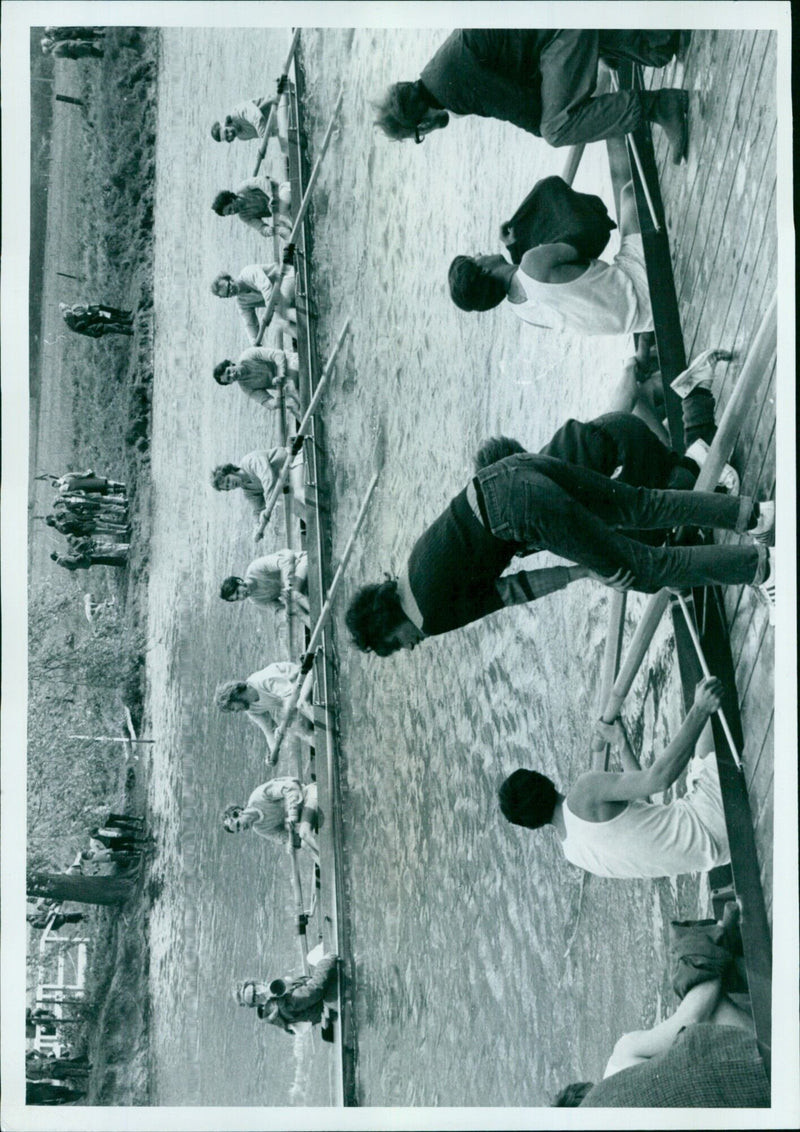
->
xmin=27 ymin=871 xmax=137 ymax=906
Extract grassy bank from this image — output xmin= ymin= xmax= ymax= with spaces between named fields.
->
xmin=27 ymin=26 xmax=159 ymax=1105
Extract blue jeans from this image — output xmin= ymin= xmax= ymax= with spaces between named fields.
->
xmin=476 ymin=454 xmax=764 ymax=593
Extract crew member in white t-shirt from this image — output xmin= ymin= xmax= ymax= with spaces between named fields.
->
xmin=448 ymin=174 xmax=652 ymax=337
xmin=497 ymin=677 xmax=730 ymax=879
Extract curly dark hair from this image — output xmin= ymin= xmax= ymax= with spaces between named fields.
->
xmin=552 ymin=1081 xmax=594 ymax=1106
xmin=498 ymin=768 xmax=558 ymax=829
xmin=213 ymin=359 xmax=235 ymax=385
xmin=474 ymin=436 xmax=527 ymax=472
xmin=448 ymin=255 xmax=506 ymax=312
xmin=345 ymin=578 xmax=407 ymax=656
xmin=212 ymin=190 xmax=237 ymax=216
xmin=220 ymin=576 xmax=243 ymax=601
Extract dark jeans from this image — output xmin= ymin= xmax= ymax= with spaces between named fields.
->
xmin=538 ymin=31 xmax=676 ymax=146
xmin=476 ymin=454 xmax=763 ymax=593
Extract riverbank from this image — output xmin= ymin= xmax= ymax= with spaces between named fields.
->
xmin=26 ymin=25 xmax=159 ymax=1105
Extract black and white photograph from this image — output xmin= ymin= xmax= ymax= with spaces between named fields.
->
xmin=1 ymin=1 xmax=797 ymax=1127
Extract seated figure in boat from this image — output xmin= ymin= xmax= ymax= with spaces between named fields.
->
xmin=220 ymin=549 xmax=310 ymax=625
xmin=374 ymin=30 xmax=687 ymax=160
xmin=211 ymin=447 xmax=306 ymax=537
xmin=234 ymin=952 xmax=339 ymax=1035
xmin=212 ymin=344 xmax=302 ymax=418
xmin=210 ymin=95 xmax=279 ymax=143
xmin=222 ymin=776 xmax=319 ymax=858
xmin=210 ymin=262 xmax=296 ymax=345
xmin=212 ymin=177 xmax=292 ymax=239
xmin=215 ymin=662 xmax=315 ymax=754
xmin=474 ymin=349 xmax=742 ymax=548
xmin=345 ymin=440 xmax=776 ymax=655
xmin=499 ymin=676 xmax=733 ymax=879
xmin=553 ymin=904 xmax=768 ymax=1107
xmin=449 ymin=176 xmax=654 ymax=337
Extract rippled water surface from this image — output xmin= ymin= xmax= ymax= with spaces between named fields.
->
xmin=149 ymin=27 xmax=707 ymax=1108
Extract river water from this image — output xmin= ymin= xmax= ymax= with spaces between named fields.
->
xmin=148 ymin=27 xmax=707 ymax=1108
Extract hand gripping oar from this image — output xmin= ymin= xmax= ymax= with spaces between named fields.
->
xmin=255 ymin=88 xmax=345 ymax=345
xmin=252 ymin=28 xmax=302 ymax=177
xmin=674 ymin=593 xmax=742 ymax=768
xmin=255 ymin=318 xmax=351 ymax=541
xmin=268 ymin=467 xmax=381 ymax=766
xmin=597 ymin=296 xmax=777 ymax=725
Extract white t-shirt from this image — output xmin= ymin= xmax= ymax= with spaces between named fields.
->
xmin=561 ymin=755 xmax=729 ymax=878
xmin=509 ymin=234 xmax=653 ymax=336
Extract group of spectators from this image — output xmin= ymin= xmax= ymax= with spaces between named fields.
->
xmin=40 ymin=469 xmax=131 ymax=572
xmin=40 ymin=25 xmax=105 ymax=59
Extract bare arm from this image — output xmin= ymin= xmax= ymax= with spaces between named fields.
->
xmin=520 ymin=242 xmax=586 ymax=282
xmin=604 ymin=980 xmax=722 ymax=1076
xmin=581 ymin=679 xmax=723 ymax=803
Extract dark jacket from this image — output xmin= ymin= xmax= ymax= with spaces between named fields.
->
xmin=500 ymin=175 xmax=616 ymax=263
xmin=257 ymin=953 xmax=338 ymax=1032
xmin=420 ymin=29 xmax=558 ymax=134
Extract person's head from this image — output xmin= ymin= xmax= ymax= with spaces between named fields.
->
xmin=221 ymin=804 xmax=256 ymax=833
xmin=212 ymin=190 xmax=239 ymax=217
xmin=41 ymin=37 xmax=54 ymax=53
xmin=211 ymin=272 xmax=237 ymax=299
xmin=552 ymin=1081 xmax=594 ymax=1107
xmin=474 ymin=436 xmax=527 ymax=472
xmin=210 ymin=121 xmax=223 ymax=142
xmin=498 ymin=768 xmax=559 ymax=829
xmin=213 ymin=359 xmax=238 ymax=386
xmin=215 ymin=680 xmax=251 ymax=712
xmin=222 ymin=119 xmax=239 ymax=143
xmin=346 ymin=578 xmax=424 ymax=656
xmin=220 ymin=576 xmax=249 ymax=602
xmin=234 ymin=979 xmax=269 ymax=1006
xmin=211 ymin=463 xmax=243 ymax=491
xmin=372 ymin=82 xmax=449 ymax=142
xmin=448 ymin=255 xmax=508 ymax=312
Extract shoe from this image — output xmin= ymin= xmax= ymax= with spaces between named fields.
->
xmin=750 ymin=500 xmax=775 ymax=545
xmin=755 ymin=547 xmax=775 ymax=625
xmin=670 ymin=349 xmax=733 ymax=398
xmin=684 ymin=438 xmax=740 ymax=495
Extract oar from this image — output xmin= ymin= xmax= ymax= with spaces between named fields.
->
xmin=591 ymin=590 xmax=628 ymax=769
xmin=268 ymin=466 xmax=381 ymax=765
xmin=288 ymin=829 xmax=310 ymax=974
xmin=252 ymin=28 xmax=302 ymax=177
xmin=254 ymin=88 xmax=345 ymax=344
xmin=674 ymin=593 xmax=742 ymax=768
xmin=597 ymin=296 xmax=777 ymax=722
xmin=256 ymin=318 xmax=351 ymax=540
